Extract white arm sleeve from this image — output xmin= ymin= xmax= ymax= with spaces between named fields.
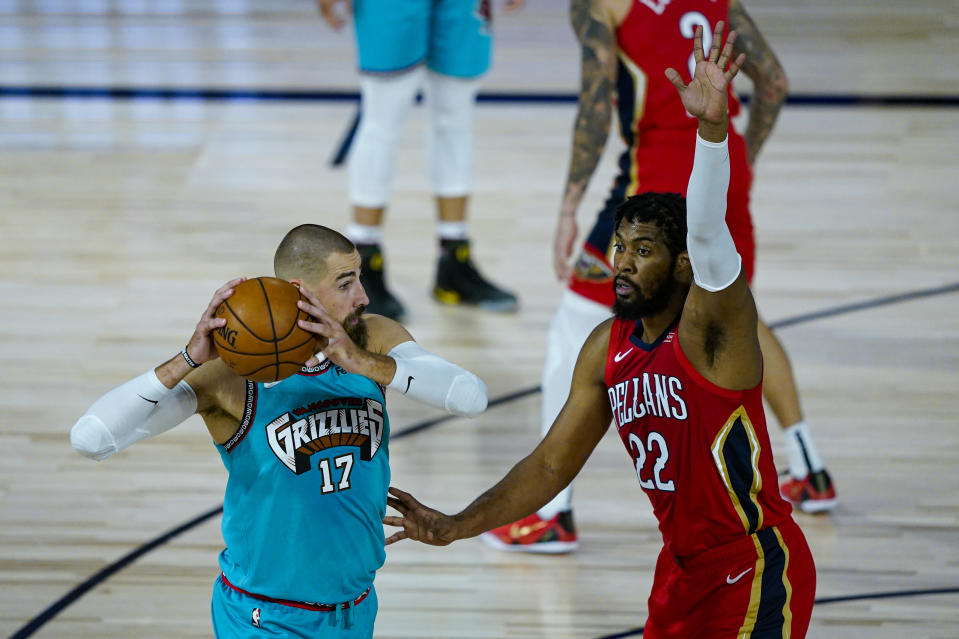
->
xmin=685 ymin=133 xmax=742 ymax=292
xmin=70 ymin=369 xmax=198 ymax=461
xmin=386 ymin=341 xmax=488 ymax=418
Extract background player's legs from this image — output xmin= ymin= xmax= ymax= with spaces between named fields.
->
xmin=348 ymin=0 xmax=431 ymax=321
xmin=480 ymin=289 xmax=610 ymax=553
xmin=346 ymin=68 xmax=424 ymax=321
xmin=759 ymin=319 xmax=837 ymax=513
xmin=425 ymin=71 xmax=518 ymax=311
xmin=422 ymin=1 xmax=515 ymax=311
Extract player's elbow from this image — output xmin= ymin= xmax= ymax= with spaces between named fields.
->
xmin=70 ymin=415 xmax=115 ymax=461
xmin=445 ymin=373 xmax=488 ymax=418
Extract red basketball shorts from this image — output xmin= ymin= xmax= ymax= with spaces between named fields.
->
xmin=644 ymin=518 xmax=815 ymax=639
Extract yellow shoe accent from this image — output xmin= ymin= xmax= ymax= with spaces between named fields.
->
xmin=432 ymin=287 xmax=461 ymax=305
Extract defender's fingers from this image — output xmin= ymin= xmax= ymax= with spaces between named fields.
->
xmin=693 ymin=25 xmax=705 ymax=63
xmin=716 ymin=30 xmax=738 ymax=69
xmin=386 ymin=496 xmax=408 ymax=514
xmin=724 ymin=53 xmax=747 ymax=82
xmin=709 ymin=21 xmax=725 ymax=62
xmin=382 ymin=515 xmax=406 ymax=527
xmin=384 ymin=531 xmax=408 ymax=546
xmin=388 ymin=486 xmax=415 ymax=502
xmin=664 ymin=67 xmax=686 ymax=92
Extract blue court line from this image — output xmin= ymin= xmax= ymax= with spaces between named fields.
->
xmin=767 ymin=281 xmax=959 ymax=330
xmin=8 ymin=505 xmax=225 ymax=639
xmin=9 ymin=280 xmax=959 ymax=639
xmin=2 ymin=85 xmax=959 ymax=107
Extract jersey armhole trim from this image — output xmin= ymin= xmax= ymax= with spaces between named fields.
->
xmin=223 ymin=380 xmax=257 ymax=453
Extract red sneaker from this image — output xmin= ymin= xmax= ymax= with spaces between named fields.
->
xmin=480 ymin=510 xmax=578 ymax=554
xmin=780 ymin=469 xmax=837 ymax=513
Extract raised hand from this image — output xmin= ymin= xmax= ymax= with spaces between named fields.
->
xmin=382 ymin=487 xmax=459 ymax=547
xmin=185 ymin=277 xmax=245 ymax=365
xmin=665 ymin=22 xmax=745 ymax=127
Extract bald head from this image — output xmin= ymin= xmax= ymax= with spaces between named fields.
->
xmin=274 ymin=224 xmax=356 ymax=282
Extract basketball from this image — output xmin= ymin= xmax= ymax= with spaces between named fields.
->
xmin=212 ymin=277 xmax=317 ymax=382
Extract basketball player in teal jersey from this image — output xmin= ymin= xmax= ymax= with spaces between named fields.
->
xmin=70 ymin=224 xmax=489 ymax=638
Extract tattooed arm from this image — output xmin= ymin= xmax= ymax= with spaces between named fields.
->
xmin=728 ymin=0 xmax=788 ymax=165
xmin=554 ymin=0 xmax=619 ymax=280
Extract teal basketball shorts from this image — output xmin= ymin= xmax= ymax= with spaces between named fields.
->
xmin=211 ymin=574 xmax=378 ymax=638
xmin=354 ymin=0 xmax=492 ymax=77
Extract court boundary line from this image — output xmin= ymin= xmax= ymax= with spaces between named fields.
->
xmin=9 ymin=280 xmax=959 ymax=639
xmin=2 ymin=85 xmax=959 ymax=107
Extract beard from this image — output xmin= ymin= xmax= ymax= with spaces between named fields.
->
xmin=612 ymin=270 xmax=676 ymax=322
xmin=342 ymin=306 xmax=369 ymax=348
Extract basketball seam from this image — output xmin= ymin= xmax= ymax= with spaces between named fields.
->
xmin=257 ymin=278 xmax=281 ymax=381
xmin=211 ymin=334 xmax=315 ymax=357
xmin=273 ymin=291 xmax=306 ymax=341
xmin=219 ymin=299 xmax=271 ymax=343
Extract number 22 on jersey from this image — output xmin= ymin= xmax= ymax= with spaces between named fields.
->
xmin=629 ymin=431 xmax=676 ymax=492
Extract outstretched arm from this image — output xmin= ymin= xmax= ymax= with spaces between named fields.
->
xmin=728 ymin=0 xmax=788 ymax=165
xmin=665 ymin=23 xmax=762 ymax=390
xmin=554 ymin=0 xmax=619 ymax=280
xmin=384 ymin=321 xmax=613 ymax=546
xmin=70 ymin=279 xmax=243 ymax=459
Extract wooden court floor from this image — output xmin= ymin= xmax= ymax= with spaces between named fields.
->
xmin=1 ymin=1 xmax=958 ymax=638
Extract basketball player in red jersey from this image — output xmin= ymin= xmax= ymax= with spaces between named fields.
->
xmin=384 ymin=25 xmax=816 ymax=637
xmin=482 ymin=0 xmax=834 ymax=553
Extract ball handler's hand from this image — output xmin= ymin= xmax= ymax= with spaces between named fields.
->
xmin=185 ymin=277 xmax=246 ymax=365
xmin=296 ymin=290 xmax=358 ymax=369
xmin=383 ymin=487 xmax=458 ymax=547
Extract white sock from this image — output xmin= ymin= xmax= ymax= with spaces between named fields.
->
xmin=436 ymin=221 xmax=468 ymax=241
xmin=345 ymin=223 xmax=383 ymax=246
xmin=783 ymin=421 xmax=825 ymax=479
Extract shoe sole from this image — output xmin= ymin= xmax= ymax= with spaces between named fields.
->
xmin=479 ymin=531 xmax=578 ymax=554
xmin=798 ymin=497 xmax=838 ymax=514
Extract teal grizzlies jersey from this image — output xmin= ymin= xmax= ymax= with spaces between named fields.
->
xmin=215 ymin=359 xmax=390 ymax=604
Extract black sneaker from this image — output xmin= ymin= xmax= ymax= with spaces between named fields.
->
xmin=357 ymin=243 xmax=406 ymax=322
xmin=433 ymin=239 xmax=519 ymax=312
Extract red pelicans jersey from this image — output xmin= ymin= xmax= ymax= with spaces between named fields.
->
xmin=605 ymin=317 xmax=792 ymax=559
xmin=568 ymin=0 xmax=754 ymax=306
xmin=615 ymin=0 xmax=742 ymax=148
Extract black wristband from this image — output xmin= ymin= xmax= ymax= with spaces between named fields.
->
xmin=181 ymin=346 xmax=201 ymax=369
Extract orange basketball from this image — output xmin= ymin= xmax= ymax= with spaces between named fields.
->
xmin=213 ymin=277 xmax=317 ymax=382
